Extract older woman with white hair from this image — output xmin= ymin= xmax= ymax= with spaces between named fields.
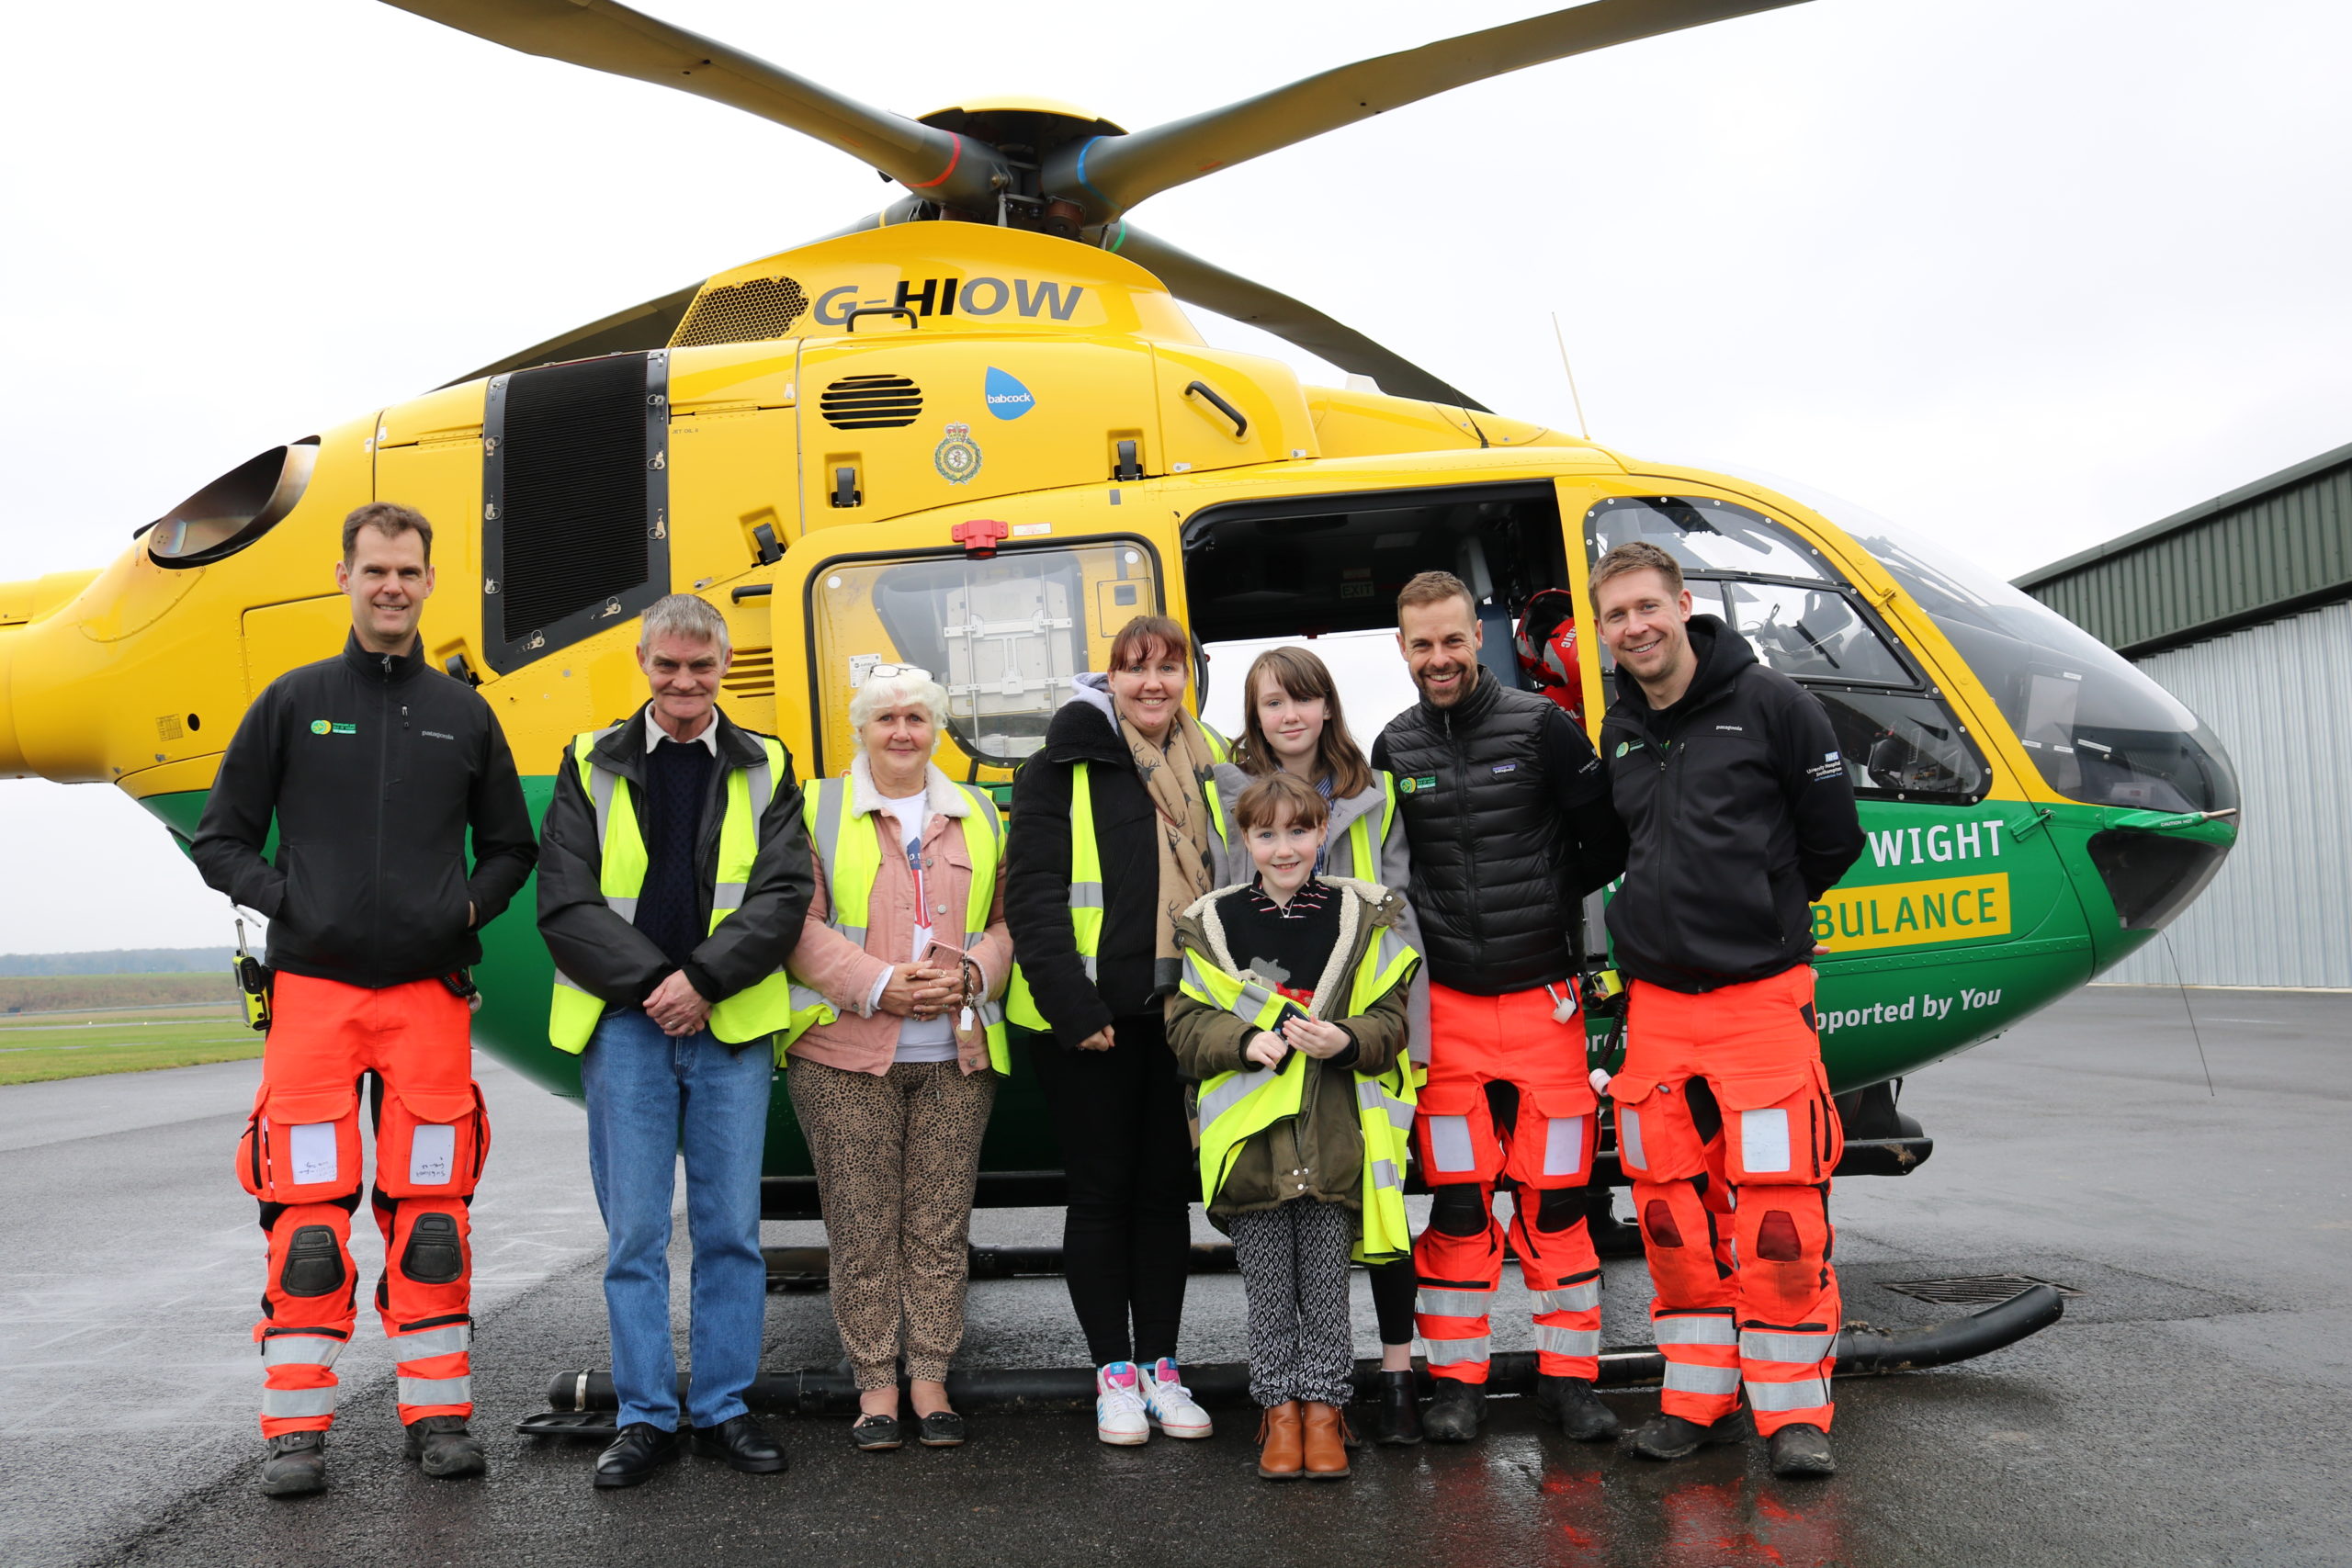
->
xmin=784 ymin=665 xmax=1012 ymax=1452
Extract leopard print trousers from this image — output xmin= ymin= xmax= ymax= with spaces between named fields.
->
xmin=786 ymin=1056 xmax=996 ymax=1388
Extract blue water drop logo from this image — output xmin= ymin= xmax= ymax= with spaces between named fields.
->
xmin=983 ymin=367 xmax=1035 ymax=420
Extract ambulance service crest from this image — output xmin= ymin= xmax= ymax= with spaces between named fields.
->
xmin=933 ymin=423 xmax=982 ymax=485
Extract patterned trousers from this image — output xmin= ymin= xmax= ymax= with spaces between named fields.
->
xmin=1227 ymin=1200 xmax=1357 ymax=1409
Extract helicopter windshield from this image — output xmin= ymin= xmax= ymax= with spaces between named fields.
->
xmin=1813 ymin=495 xmax=2239 ymax=817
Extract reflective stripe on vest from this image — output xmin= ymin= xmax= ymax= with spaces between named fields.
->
xmin=1004 ymin=759 xmax=1101 ymax=1032
xmin=782 ymin=777 xmax=1009 ymax=1071
xmin=547 ymin=726 xmax=797 ymax=1055
xmin=1182 ymin=919 xmax=1419 ymax=1265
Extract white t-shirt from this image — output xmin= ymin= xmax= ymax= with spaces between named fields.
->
xmin=879 ymin=789 xmax=957 ymax=1063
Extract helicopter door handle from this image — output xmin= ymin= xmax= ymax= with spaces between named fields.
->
xmin=1183 ymin=380 xmax=1248 ymax=440
xmin=845 ymin=305 xmax=919 ymax=333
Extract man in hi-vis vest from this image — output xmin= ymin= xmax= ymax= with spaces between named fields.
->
xmin=537 ymin=593 xmax=813 ymax=1489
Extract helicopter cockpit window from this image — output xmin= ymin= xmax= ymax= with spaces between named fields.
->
xmin=144 ymin=441 xmax=320 ymax=569
xmin=1851 ymin=519 xmax=2239 ymax=816
xmin=809 ymin=542 xmax=1159 ymax=771
xmin=1584 ymin=494 xmax=1983 ymax=802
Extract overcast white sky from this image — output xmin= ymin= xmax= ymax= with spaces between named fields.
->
xmin=3 ymin=0 xmax=2347 ymax=953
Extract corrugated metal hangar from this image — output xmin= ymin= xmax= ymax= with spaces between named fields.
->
xmin=2016 ymin=443 xmax=2352 ymax=987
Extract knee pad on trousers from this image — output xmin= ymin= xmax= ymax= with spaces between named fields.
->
xmin=279 ymin=1224 xmax=347 ymax=1298
xmin=401 ymin=1213 xmax=465 ymax=1285
xmin=1534 ymin=1186 xmax=1588 ymax=1234
xmin=1428 ymin=1182 xmax=1490 ymax=1237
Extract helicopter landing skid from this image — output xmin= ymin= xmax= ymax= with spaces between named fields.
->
xmin=518 ymin=1285 xmax=2063 ymax=1441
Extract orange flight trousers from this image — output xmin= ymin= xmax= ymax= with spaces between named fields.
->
xmin=1612 ymin=964 xmax=1841 ymax=1436
xmin=234 ymin=973 xmax=488 ymax=1437
xmin=1410 ymin=981 xmax=1601 ymax=1384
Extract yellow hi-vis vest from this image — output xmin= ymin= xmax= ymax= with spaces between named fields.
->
xmin=1182 ymin=919 xmax=1419 ymax=1264
xmin=1202 ymin=769 xmax=1397 ymax=882
xmin=1001 ymin=720 xmax=1230 ymax=1036
xmin=547 ymin=725 xmax=797 ymax=1055
xmin=779 ymin=776 xmax=1010 ymax=1072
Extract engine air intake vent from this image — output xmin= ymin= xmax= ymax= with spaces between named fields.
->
xmin=671 ymin=276 xmax=809 ymax=347
xmin=821 ymin=375 xmax=923 ymax=430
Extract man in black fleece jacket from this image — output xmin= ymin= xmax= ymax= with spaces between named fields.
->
xmin=1591 ymin=540 xmax=1862 ymax=1482
xmin=193 ymin=503 xmax=535 ymax=1497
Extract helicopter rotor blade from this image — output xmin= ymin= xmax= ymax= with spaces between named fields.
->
xmin=1046 ymin=0 xmax=1811 ymax=221
xmin=377 ymin=0 xmax=1006 ymax=209
xmin=437 ymin=280 xmax=704 ymax=389
xmin=1107 ymin=224 xmax=1487 ymax=412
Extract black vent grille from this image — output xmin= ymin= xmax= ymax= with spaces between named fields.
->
xmin=1881 ymin=1273 xmax=2083 ymax=1306
xmin=821 ymin=375 xmax=923 ymax=429
xmin=671 ymin=276 xmax=809 ymax=347
xmin=485 ymin=353 xmax=667 ymax=662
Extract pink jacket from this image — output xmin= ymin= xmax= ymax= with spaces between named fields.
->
xmin=786 ymin=757 xmax=1013 ymax=1077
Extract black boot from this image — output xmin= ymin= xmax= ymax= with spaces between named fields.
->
xmin=1768 ymin=1422 xmax=1836 ymax=1477
xmin=1533 ymin=1375 xmax=1620 ymax=1442
xmin=1422 ymin=1379 xmax=1485 ymax=1443
xmin=1628 ymin=1405 xmax=1751 ymax=1461
xmin=258 ymin=1430 xmax=326 ymax=1497
xmin=1370 ymin=1371 xmax=1423 ymax=1446
xmin=403 ymin=1415 xmax=487 ymax=1479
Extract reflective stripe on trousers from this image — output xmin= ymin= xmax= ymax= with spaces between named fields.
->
xmin=260 ymin=1384 xmax=338 ymax=1419
xmin=1420 ymin=1334 xmax=1493 ymax=1367
xmin=1417 ymin=1287 xmax=1491 ymax=1319
xmin=398 ymin=1375 xmax=473 ymax=1407
xmin=1653 ymin=1313 xmax=1738 ymax=1346
xmin=1742 ymin=1329 xmax=1836 ymax=1364
xmin=260 ymin=1335 xmax=347 ymax=1369
xmin=1534 ymin=1325 xmax=1600 ymax=1357
xmin=1662 ymin=1361 xmax=1743 ymax=1396
xmin=392 ymin=1323 xmax=472 ymax=1359
xmin=1530 ymin=1280 xmax=1601 ymax=1314
xmin=1746 ymin=1376 xmax=1832 ymax=1413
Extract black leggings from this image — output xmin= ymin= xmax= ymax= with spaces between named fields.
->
xmin=1371 ymin=1256 xmax=1418 ymax=1347
xmin=1028 ymin=1014 xmax=1194 ymax=1367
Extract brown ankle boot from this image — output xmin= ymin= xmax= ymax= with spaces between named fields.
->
xmin=1256 ymin=1401 xmax=1304 ymax=1480
xmin=1301 ymin=1402 xmax=1352 ymax=1479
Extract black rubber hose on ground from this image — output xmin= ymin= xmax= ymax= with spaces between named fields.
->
xmin=539 ymin=1284 xmax=2064 ymax=1418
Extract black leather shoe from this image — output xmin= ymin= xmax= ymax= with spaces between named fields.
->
xmin=1370 ymin=1371 xmax=1423 ymax=1446
xmin=1768 ymin=1422 xmax=1836 ymax=1477
xmin=594 ymin=1423 xmax=680 ymax=1489
xmin=1629 ymin=1406 xmax=1751 ymax=1461
xmin=1533 ymin=1375 xmax=1620 ymax=1442
xmin=693 ymin=1414 xmax=787 ymax=1473
xmin=1422 ymin=1379 xmax=1485 ymax=1442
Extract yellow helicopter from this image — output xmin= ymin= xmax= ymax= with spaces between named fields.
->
xmin=0 ymin=0 xmax=2237 ymax=1219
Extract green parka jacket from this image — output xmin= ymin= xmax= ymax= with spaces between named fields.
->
xmin=1166 ymin=876 xmax=1413 ymax=1223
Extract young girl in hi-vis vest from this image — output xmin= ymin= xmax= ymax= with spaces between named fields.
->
xmin=1167 ymin=773 xmax=1420 ymax=1481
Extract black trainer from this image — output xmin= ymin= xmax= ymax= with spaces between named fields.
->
xmin=1768 ymin=1422 xmax=1836 ymax=1477
xmin=258 ymin=1430 xmax=326 ymax=1497
xmin=1533 ymin=1375 xmax=1621 ymax=1442
xmin=1370 ymin=1370 xmax=1423 ymax=1446
xmin=403 ymin=1415 xmax=487 ymax=1479
xmin=1628 ymin=1406 xmax=1752 ymax=1461
xmin=1422 ymin=1379 xmax=1485 ymax=1443
xmin=594 ymin=1423 xmax=680 ymax=1489
xmin=693 ymin=1414 xmax=788 ymax=1473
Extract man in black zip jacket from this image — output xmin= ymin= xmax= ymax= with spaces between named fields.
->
xmin=1590 ymin=539 xmax=1862 ymax=1481
xmin=193 ymin=503 xmax=535 ymax=1498
xmin=1371 ymin=570 xmax=1627 ymax=1446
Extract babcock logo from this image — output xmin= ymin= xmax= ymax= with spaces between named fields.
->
xmin=985 ymin=367 xmax=1035 ymax=420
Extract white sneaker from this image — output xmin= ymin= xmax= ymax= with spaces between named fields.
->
xmin=1140 ymin=1358 xmax=1214 ymax=1438
xmin=1095 ymin=1361 xmax=1149 ymax=1446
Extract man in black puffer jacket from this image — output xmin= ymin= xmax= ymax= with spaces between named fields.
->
xmin=1371 ymin=571 xmax=1626 ymax=1446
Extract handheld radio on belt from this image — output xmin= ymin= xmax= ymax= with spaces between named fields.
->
xmin=232 ymin=918 xmax=271 ymax=1033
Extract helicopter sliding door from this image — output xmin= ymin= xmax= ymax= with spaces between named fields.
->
xmin=1572 ymin=484 xmax=2094 ymax=1088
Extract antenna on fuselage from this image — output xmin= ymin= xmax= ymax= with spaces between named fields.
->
xmin=1551 ymin=311 xmax=1591 ymax=441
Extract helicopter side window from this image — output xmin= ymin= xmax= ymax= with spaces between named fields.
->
xmin=1587 ymin=494 xmax=1983 ymax=802
xmin=144 ymin=441 xmax=320 ymax=569
xmin=808 ymin=542 xmax=1159 ymax=772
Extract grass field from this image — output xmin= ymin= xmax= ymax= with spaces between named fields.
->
xmin=0 ymin=1002 xmax=263 ymax=1086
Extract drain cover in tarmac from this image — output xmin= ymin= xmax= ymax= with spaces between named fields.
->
xmin=1880 ymin=1272 xmax=2085 ymax=1306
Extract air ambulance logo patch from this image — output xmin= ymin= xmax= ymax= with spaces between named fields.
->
xmin=933 ymin=423 xmax=982 ymax=485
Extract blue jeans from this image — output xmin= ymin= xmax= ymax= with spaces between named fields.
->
xmin=580 ymin=1009 xmax=773 ymax=1431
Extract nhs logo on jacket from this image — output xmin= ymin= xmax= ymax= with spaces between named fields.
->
xmin=984 ymin=367 xmax=1035 ymax=420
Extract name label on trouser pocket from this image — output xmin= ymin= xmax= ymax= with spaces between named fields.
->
xmin=409 ymin=1124 xmax=457 ymax=1185
xmin=1426 ymin=1115 xmax=1476 ymax=1174
xmin=288 ymin=1122 xmax=339 ymax=1186
xmin=1739 ymin=1108 xmax=1792 ymax=1174
xmin=1542 ymin=1116 xmax=1588 ymax=1177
